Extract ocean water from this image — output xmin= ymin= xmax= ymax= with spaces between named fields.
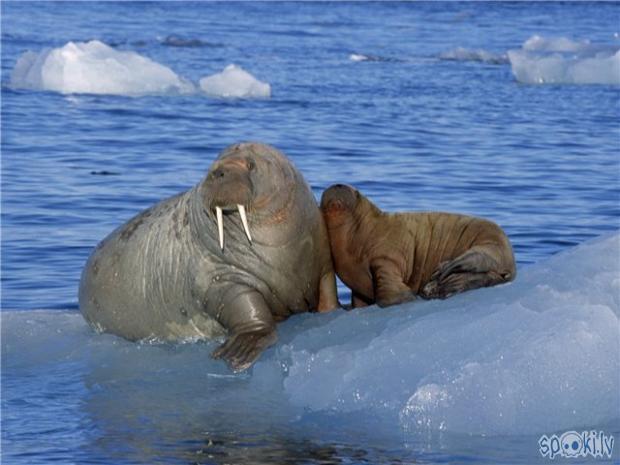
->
xmin=2 ymin=2 xmax=619 ymax=464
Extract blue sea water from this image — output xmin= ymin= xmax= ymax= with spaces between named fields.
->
xmin=2 ymin=2 xmax=619 ymax=465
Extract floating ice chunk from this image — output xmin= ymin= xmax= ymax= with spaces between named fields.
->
xmin=508 ymin=35 xmax=620 ymax=85
xmin=9 ymin=40 xmax=194 ymax=95
xmin=2 ymin=233 xmax=618 ymax=439
xmin=349 ymin=53 xmax=401 ymax=63
xmin=520 ymin=34 xmax=620 ymax=55
xmin=509 ymin=49 xmax=620 ymax=85
xmin=281 ymin=232 xmax=620 ymax=435
xmin=439 ymin=47 xmax=508 ymax=64
xmin=522 ymin=34 xmax=593 ymax=53
xmin=350 ymin=53 xmax=370 ymax=62
xmin=199 ymin=64 xmax=271 ymax=99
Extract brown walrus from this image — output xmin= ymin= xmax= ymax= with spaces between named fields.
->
xmin=320 ymin=184 xmax=516 ymax=308
xmin=79 ymin=142 xmax=339 ymax=372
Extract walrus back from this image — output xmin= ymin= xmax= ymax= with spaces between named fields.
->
xmin=400 ymin=212 xmax=515 ymax=293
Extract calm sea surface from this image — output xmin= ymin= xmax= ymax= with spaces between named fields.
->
xmin=2 ymin=2 xmax=619 ymax=464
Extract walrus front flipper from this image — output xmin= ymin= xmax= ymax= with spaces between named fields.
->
xmin=212 ymin=328 xmax=277 ymax=372
xmin=210 ymin=289 xmax=277 ymax=372
xmin=370 ymin=258 xmax=416 ymax=308
xmin=351 ymin=291 xmax=372 ymax=309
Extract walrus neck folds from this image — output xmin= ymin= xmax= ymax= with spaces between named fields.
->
xmin=251 ymin=178 xmax=298 ymax=226
xmin=347 ymin=199 xmax=385 ymax=256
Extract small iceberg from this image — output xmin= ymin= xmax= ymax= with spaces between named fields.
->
xmin=521 ymin=35 xmax=613 ymax=54
xmin=10 ymin=40 xmax=194 ymax=95
xmin=3 ymin=233 xmax=618 ymax=439
xmin=439 ymin=47 xmax=508 ymax=65
xmin=507 ymin=34 xmax=620 ymax=85
xmin=199 ymin=64 xmax=271 ymax=99
xmin=9 ymin=41 xmax=271 ymax=99
xmin=281 ymin=232 xmax=620 ymax=435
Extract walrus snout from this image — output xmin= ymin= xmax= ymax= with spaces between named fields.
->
xmin=320 ymin=184 xmax=358 ymax=213
xmin=203 ymin=160 xmax=255 ymax=250
xmin=204 ymin=160 xmax=254 ymax=208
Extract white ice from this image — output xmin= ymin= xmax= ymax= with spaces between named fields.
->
xmin=348 ymin=53 xmax=399 ymax=63
xmin=2 ymin=233 xmax=619 ymax=438
xmin=199 ymin=64 xmax=271 ymax=99
xmin=350 ymin=53 xmax=370 ymax=62
xmin=508 ymin=35 xmax=620 ymax=85
xmin=9 ymin=41 xmax=272 ymax=98
xmin=9 ymin=40 xmax=195 ymax=96
xmin=521 ymin=35 xmax=616 ymax=54
xmin=282 ymin=233 xmax=620 ymax=436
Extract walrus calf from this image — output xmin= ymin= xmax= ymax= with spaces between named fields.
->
xmin=320 ymin=184 xmax=516 ymax=308
xmin=79 ymin=142 xmax=339 ymax=371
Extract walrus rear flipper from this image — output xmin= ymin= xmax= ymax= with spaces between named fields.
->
xmin=421 ymin=246 xmax=514 ymax=299
xmin=210 ymin=288 xmax=277 ymax=372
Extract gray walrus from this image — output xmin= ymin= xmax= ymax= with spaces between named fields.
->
xmin=320 ymin=184 xmax=515 ymax=308
xmin=79 ymin=142 xmax=339 ymax=371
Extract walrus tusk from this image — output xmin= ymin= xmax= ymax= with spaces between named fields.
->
xmin=216 ymin=206 xmax=224 ymax=250
xmin=238 ymin=204 xmax=252 ymax=243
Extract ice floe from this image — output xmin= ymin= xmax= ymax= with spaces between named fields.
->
xmin=199 ymin=64 xmax=271 ymax=99
xmin=10 ymin=40 xmax=194 ymax=95
xmin=9 ymin=40 xmax=271 ymax=98
xmin=508 ymin=35 xmax=620 ymax=85
xmin=2 ymin=233 xmax=618 ymax=437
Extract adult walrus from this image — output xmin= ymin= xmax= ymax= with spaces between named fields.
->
xmin=320 ymin=184 xmax=515 ymax=308
xmin=79 ymin=142 xmax=339 ymax=371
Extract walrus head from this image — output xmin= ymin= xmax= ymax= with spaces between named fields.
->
xmin=202 ymin=142 xmax=299 ymax=250
xmin=320 ymin=184 xmax=381 ymax=229
xmin=320 ymin=184 xmax=358 ymax=213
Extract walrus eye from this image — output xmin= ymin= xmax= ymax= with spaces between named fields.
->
xmin=246 ymin=159 xmax=256 ymax=171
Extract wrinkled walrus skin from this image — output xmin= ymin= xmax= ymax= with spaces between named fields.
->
xmin=79 ymin=143 xmax=339 ymax=371
xmin=320 ymin=184 xmax=516 ymax=308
